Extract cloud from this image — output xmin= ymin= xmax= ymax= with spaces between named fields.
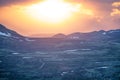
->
xmin=111 ymin=9 xmax=120 ymax=16
xmin=111 ymin=1 xmax=120 ymax=16
xmin=112 ymin=2 xmax=120 ymax=7
xmin=0 ymin=0 xmax=41 ymax=7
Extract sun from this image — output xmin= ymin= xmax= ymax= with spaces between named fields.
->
xmin=25 ymin=0 xmax=81 ymax=23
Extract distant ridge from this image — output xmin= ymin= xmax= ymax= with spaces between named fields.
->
xmin=0 ymin=24 xmax=120 ymax=52
xmin=0 ymin=24 xmax=120 ymax=40
xmin=53 ymin=29 xmax=120 ymax=40
xmin=52 ymin=33 xmax=66 ymax=38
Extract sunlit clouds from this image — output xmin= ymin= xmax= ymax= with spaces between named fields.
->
xmin=111 ymin=1 xmax=120 ymax=16
xmin=25 ymin=0 xmax=81 ymax=23
xmin=25 ymin=0 xmax=93 ymax=23
xmin=112 ymin=2 xmax=120 ymax=7
xmin=0 ymin=0 xmax=120 ymax=37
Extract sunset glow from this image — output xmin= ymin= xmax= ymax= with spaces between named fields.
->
xmin=25 ymin=0 xmax=81 ymax=23
xmin=0 ymin=0 xmax=120 ymax=37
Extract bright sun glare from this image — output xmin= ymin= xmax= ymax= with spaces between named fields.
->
xmin=25 ymin=0 xmax=81 ymax=23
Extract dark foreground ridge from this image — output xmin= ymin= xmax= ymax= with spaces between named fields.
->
xmin=0 ymin=24 xmax=120 ymax=80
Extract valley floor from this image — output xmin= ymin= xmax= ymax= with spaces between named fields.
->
xmin=0 ymin=42 xmax=120 ymax=80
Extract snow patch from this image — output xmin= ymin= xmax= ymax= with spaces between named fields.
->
xmin=70 ymin=36 xmax=79 ymax=39
xmin=81 ymin=49 xmax=91 ymax=51
xmin=95 ymin=62 xmax=101 ymax=63
xmin=61 ymin=71 xmax=68 ymax=76
xmin=12 ymin=53 xmax=20 ymax=55
xmin=98 ymin=66 xmax=108 ymax=69
xmin=0 ymin=32 xmax=11 ymax=37
xmin=65 ymin=49 xmax=78 ymax=52
xmin=22 ymin=56 xmax=32 ymax=59
xmin=102 ymin=32 xmax=106 ymax=35
xmin=25 ymin=38 xmax=35 ymax=41
xmin=0 ymin=60 xmax=2 ymax=63
xmin=71 ymin=70 xmax=74 ymax=73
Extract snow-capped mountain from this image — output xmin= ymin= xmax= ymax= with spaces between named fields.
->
xmin=0 ymin=24 xmax=34 ymax=52
xmin=0 ymin=24 xmax=23 ymax=38
xmin=0 ymin=31 xmax=11 ymax=37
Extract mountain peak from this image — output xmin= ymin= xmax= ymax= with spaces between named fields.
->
xmin=53 ymin=29 xmax=120 ymax=40
xmin=52 ymin=33 xmax=66 ymax=38
xmin=0 ymin=24 xmax=23 ymax=38
xmin=0 ymin=24 xmax=8 ymax=31
xmin=0 ymin=24 xmax=3 ymax=26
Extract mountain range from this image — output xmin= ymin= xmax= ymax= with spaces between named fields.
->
xmin=53 ymin=29 xmax=120 ymax=41
xmin=0 ymin=24 xmax=120 ymax=52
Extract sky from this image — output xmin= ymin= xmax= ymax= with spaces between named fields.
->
xmin=0 ymin=0 xmax=120 ymax=37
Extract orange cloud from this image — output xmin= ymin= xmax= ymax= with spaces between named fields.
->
xmin=111 ymin=1 xmax=120 ymax=16
xmin=112 ymin=2 xmax=120 ymax=7
xmin=111 ymin=9 xmax=120 ymax=16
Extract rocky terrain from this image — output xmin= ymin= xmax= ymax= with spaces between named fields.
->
xmin=0 ymin=24 xmax=120 ymax=80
